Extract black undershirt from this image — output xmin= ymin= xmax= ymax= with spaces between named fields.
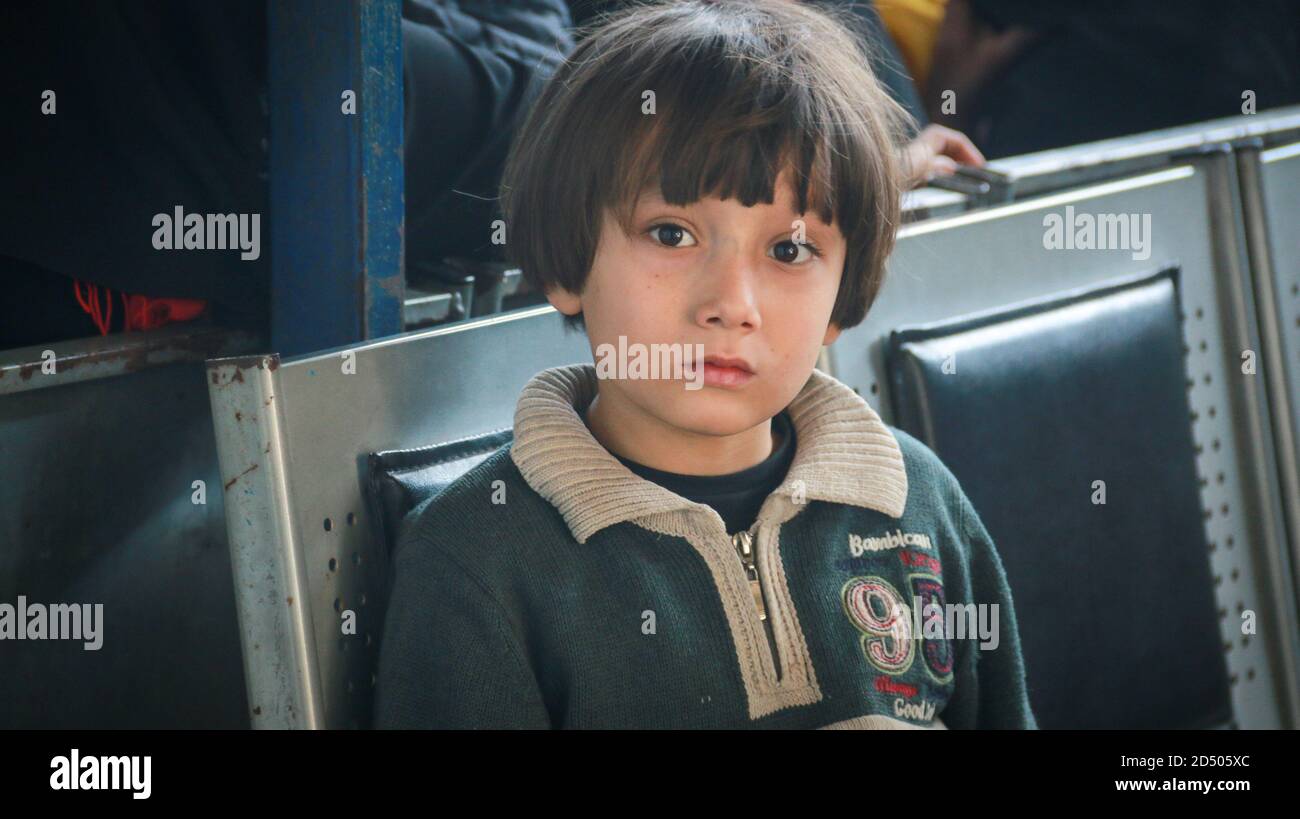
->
xmin=612 ymin=411 xmax=796 ymax=535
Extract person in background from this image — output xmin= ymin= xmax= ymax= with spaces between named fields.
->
xmin=0 ymin=0 xmax=573 ymax=349
xmin=0 ymin=0 xmax=268 ymax=349
xmin=403 ymin=0 xmax=573 ymax=280
xmin=926 ymin=0 xmax=1300 ymax=158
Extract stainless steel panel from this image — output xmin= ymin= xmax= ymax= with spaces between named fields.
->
xmin=0 ymin=359 xmax=249 ymax=728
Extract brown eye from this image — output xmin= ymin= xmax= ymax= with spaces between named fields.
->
xmin=649 ymin=223 xmax=696 ymax=248
xmin=657 ymin=225 xmax=683 ymax=246
xmin=771 ymin=240 xmax=812 ymax=264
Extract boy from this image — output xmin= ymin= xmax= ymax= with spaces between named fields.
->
xmin=375 ymin=0 xmax=1036 ymax=729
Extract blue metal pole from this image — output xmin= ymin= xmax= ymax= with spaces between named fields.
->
xmin=268 ymin=0 xmax=404 ymax=357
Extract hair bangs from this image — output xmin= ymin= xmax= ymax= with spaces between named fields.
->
xmin=603 ymin=34 xmax=851 ymax=236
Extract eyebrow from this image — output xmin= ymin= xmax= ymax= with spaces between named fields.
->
xmin=633 ymin=192 xmax=837 ymax=230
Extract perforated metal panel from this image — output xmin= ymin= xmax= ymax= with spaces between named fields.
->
xmin=830 ymin=163 xmax=1300 ymax=728
xmin=210 ymin=309 xmax=590 ymax=728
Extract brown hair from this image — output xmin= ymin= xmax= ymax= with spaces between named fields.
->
xmin=499 ymin=0 xmax=913 ymax=332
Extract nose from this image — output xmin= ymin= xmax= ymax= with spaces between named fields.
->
xmin=692 ymin=241 xmax=761 ymax=331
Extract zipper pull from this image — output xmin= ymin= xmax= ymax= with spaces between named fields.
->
xmin=731 ymin=529 xmax=767 ymax=622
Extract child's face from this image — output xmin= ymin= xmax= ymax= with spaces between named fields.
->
xmin=547 ymin=168 xmax=847 ymax=443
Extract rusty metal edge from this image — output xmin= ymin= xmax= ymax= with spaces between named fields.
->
xmin=206 ymin=353 xmax=325 ymax=729
xmin=0 ymin=326 xmax=262 ymax=396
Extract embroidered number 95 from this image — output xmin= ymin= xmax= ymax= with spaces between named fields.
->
xmin=841 ymin=576 xmax=915 ymax=674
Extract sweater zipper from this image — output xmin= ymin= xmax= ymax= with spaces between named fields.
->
xmin=731 ymin=527 xmax=782 ymax=681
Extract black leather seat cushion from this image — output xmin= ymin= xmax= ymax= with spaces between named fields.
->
xmin=365 ymin=428 xmax=513 ymax=558
xmin=886 ymin=267 xmax=1231 ymax=729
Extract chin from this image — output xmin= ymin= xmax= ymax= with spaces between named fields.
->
xmin=647 ymin=389 xmax=774 ymax=438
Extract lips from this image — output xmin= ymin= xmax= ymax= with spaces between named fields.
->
xmin=699 ymin=354 xmax=756 ymax=389
xmin=702 ymin=355 xmax=754 ymax=374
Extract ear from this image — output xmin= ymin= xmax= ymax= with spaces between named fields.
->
xmin=822 ymin=322 xmax=842 ymax=346
xmin=545 ymin=285 xmax=583 ymax=317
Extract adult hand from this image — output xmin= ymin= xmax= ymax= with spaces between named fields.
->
xmin=902 ymin=123 xmax=985 ymax=189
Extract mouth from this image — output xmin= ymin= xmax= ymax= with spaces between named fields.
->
xmin=700 ymin=354 xmax=756 ymax=389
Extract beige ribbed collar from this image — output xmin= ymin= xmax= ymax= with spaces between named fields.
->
xmin=510 ymin=363 xmax=908 ymax=544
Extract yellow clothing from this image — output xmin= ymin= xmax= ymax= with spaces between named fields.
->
xmin=875 ymin=0 xmax=948 ymax=92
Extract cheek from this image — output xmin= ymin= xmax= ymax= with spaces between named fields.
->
xmin=586 ymin=249 xmax=671 ymax=339
xmin=771 ymin=268 xmax=841 ymax=321
xmin=610 ymin=253 xmax=683 ymax=324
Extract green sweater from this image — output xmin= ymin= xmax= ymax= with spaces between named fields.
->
xmin=375 ymin=364 xmax=1037 ymax=729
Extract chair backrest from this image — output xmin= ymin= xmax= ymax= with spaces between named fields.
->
xmin=888 ymin=268 xmax=1228 ymax=728
xmin=2 ymin=326 xmax=258 ymax=729
xmin=207 ymin=308 xmax=588 ymax=728
xmin=366 ymin=428 xmax=514 ymax=558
